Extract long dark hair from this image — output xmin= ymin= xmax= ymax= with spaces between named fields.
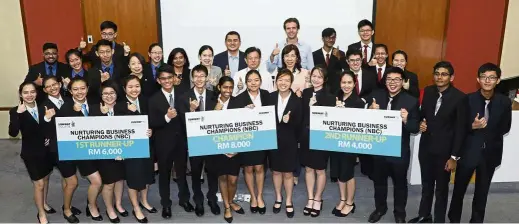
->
xmin=167 ymin=47 xmax=190 ymax=69
xmin=281 ymin=44 xmax=302 ymax=72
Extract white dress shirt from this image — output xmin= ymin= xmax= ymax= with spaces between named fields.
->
xmin=26 ymin=104 xmax=39 ymax=122
xmin=194 ymin=88 xmax=207 ymax=111
xmin=48 ymin=95 xmax=64 ymax=109
xmin=74 ymin=99 xmax=89 ymax=115
xmin=360 ymin=42 xmax=373 ymax=61
xmin=277 ymin=92 xmax=291 ymax=123
xmin=218 ymin=95 xmax=230 ymax=110
xmin=127 ymin=96 xmax=141 ymax=113
xmin=248 ymin=91 xmax=263 ymax=108
xmin=233 ymin=66 xmax=274 ymax=96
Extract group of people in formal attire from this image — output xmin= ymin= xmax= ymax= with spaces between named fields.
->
xmin=9 ymin=18 xmax=513 ymax=224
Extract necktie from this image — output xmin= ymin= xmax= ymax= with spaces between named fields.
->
xmin=58 ymin=99 xmax=64 ymax=108
xmin=81 ymin=104 xmax=88 ymax=116
xmin=354 ymin=74 xmax=360 ymax=95
xmin=387 ymin=97 xmax=393 ymax=110
xmin=169 ymin=93 xmax=174 ymax=108
xmin=104 ymin=67 xmax=111 ymax=76
xmin=30 ymin=110 xmax=38 ymax=123
xmin=363 ymin=45 xmax=368 ymax=64
xmin=108 ymin=110 xmax=114 ymax=116
xmin=133 ymin=100 xmax=141 ymax=113
xmin=199 ymin=96 xmax=205 ymax=111
xmin=48 ymin=65 xmax=54 ymax=76
xmin=434 ymin=93 xmax=442 ymax=115
xmin=484 ymin=100 xmax=490 ymax=122
xmin=325 ymin=53 xmax=330 ymax=66
xmin=377 ymin=68 xmax=382 ymax=82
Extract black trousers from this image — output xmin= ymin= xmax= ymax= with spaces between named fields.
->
xmin=448 ymin=159 xmax=496 ymax=223
xmin=189 ymin=155 xmax=218 ymax=205
xmin=372 ymin=157 xmax=409 ymax=218
xmin=417 ymin=151 xmax=451 ymax=223
xmin=359 ymin=154 xmax=374 ymax=178
xmin=156 ymin=141 xmax=190 ymax=207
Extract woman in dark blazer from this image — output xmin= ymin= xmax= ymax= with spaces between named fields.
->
xmin=9 ymin=81 xmax=54 ymax=224
xmin=300 ymin=66 xmax=335 ymax=217
xmin=391 ymin=50 xmax=420 ymax=99
xmin=167 ymin=47 xmax=191 ymax=93
xmin=63 ymin=49 xmax=89 ymax=97
xmin=234 ymin=70 xmax=270 ymax=215
xmin=41 ymin=76 xmax=82 ymax=223
xmin=268 ymin=68 xmax=302 ymax=218
xmin=331 ymin=71 xmax=365 ymax=217
xmin=116 ymin=75 xmax=155 ymax=223
xmin=58 ymin=77 xmax=104 ymax=222
xmin=89 ymin=80 xmax=127 ymax=223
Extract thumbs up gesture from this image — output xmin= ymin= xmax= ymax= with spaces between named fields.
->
xmin=369 ymin=98 xmax=380 ymax=109
xmin=123 ymin=42 xmax=130 ymax=56
xmin=224 ymin=65 xmax=231 ymax=76
xmin=403 ymin=78 xmax=410 ymax=90
xmin=335 ymin=97 xmax=345 ymax=108
xmin=17 ymin=101 xmax=26 ymax=113
xmin=400 ymin=108 xmax=409 ymax=124
xmin=215 ymin=100 xmax=224 ymax=110
xmin=237 ymin=77 xmax=244 ymax=90
xmin=309 ymin=95 xmax=317 ymax=106
xmin=44 ymin=106 xmax=56 ymax=120
xmin=332 ymin=46 xmax=341 ymax=59
xmin=79 ymin=37 xmax=87 ymax=50
xmin=63 ymin=77 xmax=71 ymax=89
xmin=270 ymin=43 xmax=280 ymax=62
xmin=282 ymin=111 xmax=291 ymax=123
xmin=420 ymin=118 xmax=427 ymax=132
xmin=73 ymin=102 xmax=82 ymax=112
xmin=189 ymin=97 xmax=199 ymax=112
xmin=99 ymin=70 xmax=110 ymax=82
xmin=295 ymin=88 xmax=302 ymax=98
xmin=35 ymin=73 xmax=43 ymax=86
xmin=127 ymin=102 xmax=137 ymax=112
xmin=166 ymin=107 xmax=177 ymax=119
xmin=472 ymin=113 xmax=487 ymax=129
xmin=368 ymin=57 xmax=377 ymax=66
xmin=100 ymin=103 xmax=109 ymax=114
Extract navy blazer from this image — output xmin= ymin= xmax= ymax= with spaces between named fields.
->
xmin=8 ymin=105 xmax=47 ymax=158
xmin=312 ymin=49 xmax=347 ymax=94
xmin=25 ymin=61 xmax=69 ymax=103
xmin=459 ymin=91 xmax=512 ymax=168
xmin=213 ymin=51 xmax=247 ymax=74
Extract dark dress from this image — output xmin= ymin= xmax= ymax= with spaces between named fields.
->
xmin=115 ymin=97 xmax=154 ymax=191
xmin=89 ymin=104 xmax=125 ymax=185
xmin=299 ymin=87 xmax=335 ymax=170
xmin=330 ymin=92 xmax=365 ymax=182
xmin=233 ymin=89 xmax=270 ymax=166
xmin=8 ymin=106 xmax=53 ymax=181
xmin=58 ymin=101 xmax=99 ymax=177
xmin=211 ymin=97 xmax=242 ymax=176
xmin=267 ymin=91 xmax=302 ymax=172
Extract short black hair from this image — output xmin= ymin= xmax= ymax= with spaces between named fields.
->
xmin=65 ymin=49 xmax=82 ymax=63
xmin=42 ymin=76 xmax=60 ymax=87
xmin=128 ymin=52 xmax=146 ymax=67
xmin=374 ymin=44 xmax=388 ymax=54
xmin=321 ymin=28 xmax=336 ymax=38
xmin=433 ymin=61 xmax=454 ymax=76
xmin=225 ymin=31 xmax=241 ymax=41
xmin=198 ymin=45 xmax=214 ymax=57
xmin=96 ymin=39 xmax=113 ymax=50
xmin=357 ymin=19 xmax=374 ymax=30
xmin=346 ymin=49 xmax=363 ymax=59
xmin=392 ymin=50 xmax=408 ymax=62
xmin=245 ymin=69 xmax=262 ymax=82
xmin=191 ymin=64 xmax=208 ymax=78
xmin=478 ymin=63 xmax=502 ymax=78
xmin=148 ymin=43 xmax=162 ymax=52
xmin=100 ymin=79 xmax=120 ymax=97
xmin=157 ymin=64 xmax=174 ymax=78
xmin=122 ymin=75 xmax=140 ymax=89
xmin=100 ymin=21 xmax=117 ymax=32
xmin=384 ymin=67 xmax=406 ymax=79
xmin=276 ymin=68 xmax=294 ymax=83
xmin=244 ymin=47 xmax=261 ymax=59
xmin=43 ymin=43 xmax=58 ymax=52
xmin=18 ymin=81 xmax=36 ymax=95
xmin=68 ymin=77 xmax=89 ymax=90
xmin=283 ymin=18 xmax=300 ymax=29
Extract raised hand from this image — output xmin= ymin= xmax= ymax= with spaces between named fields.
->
xmin=166 ymin=107 xmax=177 ymax=119
xmin=335 ymin=97 xmax=345 ymax=108
xmin=295 ymin=88 xmax=302 ymax=98
xmin=214 ymin=100 xmax=224 ymax=110
xmin=62 ymin=77 xmax=71 ymax=89
xmin=245 ymin=104 xmax=255 ymax=109
xmin=146 ymin=129 xmax=152 ymax=138
xmin=400 ymin=108 xmax=408 ymax=124
xmin=282 ymin=111 xmax=291 ymax=123
xmin=16 ymin=101 xmax=26 ymax=113
xmin=270 ymin=43 xmax=280 ymax=62
xmin=123 ymin=42 xmax=131 ymax=56
xmin=224 ymin=65 xmax=231 ymax=76
xmin=472 ymin=113 xmax=487 ymax=129
xmin=127 ymin=102 xmax=137 ymax=112
xmin=35 ymin=73 xmax=43 ymax=86
xmin=332 ymin=46 xmax=341 ymax=59
xmin=403 ymin=79 xmax=410 ymax=90
xmin=368 ymin=57 xmax=377 ymax=66
xmin=420 ymin=118 xmax=427 ymax=132
xmin=100 ymin=103 xmax=109 ymax=114
xmin=369 ymin=98 xmax=380 ymax=109
xmin=100 ymin=70 xmax=110 ymax=82
xmin=79 ymin=37 xmax=87 ymax=50
xmin=309 ymin=95 xmax=317 ymax=106
xmin=44 ymin=106 xmax=56 ymax=120
xmin=189 ymin=97 xmax=199 ymax=112
xmin=73 ymin=102 xmax=82 ymax=112
xmin=237 ymin=77 xmax=244 ymax=90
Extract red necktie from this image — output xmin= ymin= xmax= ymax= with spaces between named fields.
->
xmin=325 ymin=53 xmax=330 ymax=66
xmin=354 ymin=74 xmax=360 ymax=95
xmin=377 ymin=68 xmax=382 ymax=82
xmin=363 ymin=45 xmax=368 ymax=64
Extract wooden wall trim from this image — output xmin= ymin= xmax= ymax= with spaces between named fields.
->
xmin=18 ymin=0 xmax=31 ymax=65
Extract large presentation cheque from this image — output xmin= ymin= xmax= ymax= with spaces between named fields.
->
xmin=310 ymin=106 xmax=402 ymax=157
xmin=55 ymin=116 xmax=150 ymax=160
xmin=185 ymin=106 xmax=278 ymax=157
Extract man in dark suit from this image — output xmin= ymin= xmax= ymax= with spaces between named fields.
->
xmin=408 ymin=61 xmax=468 ymax=223
xmin=312 ymin=28 xmax=347 ymax=94
xmin=448 ymin=63 xmax=512 ymax=223
xmin=143 ymin=43 xmax=163 ymax=95
xmin=213 ymin=31 xmax=247 ymax=78
xmin=369 ymin=44 xmax=392 ymax=88
xmin=346 ymin=49 xmax=378 ymax=179
xmin=25 ymin=43 xmax=69 ymax=103
xmin=88 ymin=40 xmax=126 ymax=104
xmin=348 ymin=19 xmax=375 ymax=68
xmin=148 ymin=64 xmax=194 ymax=219
xmin=178 ymin=64 xmax=220 ymax=217
xmin=366 ymin=67 xmax=420 ymax=223
xmin=78 ymin=21 xmax=130 ymax=66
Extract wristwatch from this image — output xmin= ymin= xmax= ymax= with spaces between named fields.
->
xmin=451 ymin=155 xmax=460 ymax=161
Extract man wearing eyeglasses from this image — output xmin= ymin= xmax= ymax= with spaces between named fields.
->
xmin=348 ymin=19 xmax=376 ymax=68
xmin=447 ymin=63 xmax=511 ymax=223
xmin=24 ymin=42 xmax=69 ymax=103
xmin=78 ymin=21 xmax=130 ymax=66
xmin=87 ymin=40 xmax=125 ymax=104
xmin=408 ymin=61 xmax=468 ymax=223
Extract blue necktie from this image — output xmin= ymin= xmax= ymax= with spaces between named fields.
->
xmin=81 ymin=104 xmax=88 ymax=116
xmin=30 ymin=110 xmax=38 ymax=123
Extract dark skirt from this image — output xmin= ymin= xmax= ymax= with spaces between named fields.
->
xmin=240 ymin=150 xmax=267 ymax=166
xmin=22 ymin=154 xmax=53 ymax=181
xmin=213 ymin=154 xmax=241 ymax=176
xmin=268 ymin=148 xmax=298 ymax=173
xmin=49 ymin=151 xmax=77 ymax=178
xmin=330 ymin=152 xmax=357 ymax=182
xmin=76 ymin=160 xmax=99 ymax=177
xmin=98 ymin=160 xmax=125 ymax=184
xmin=125 ymin=158 xmax=154 ymax=191
xmin=300 ymin=148 xmax=330 ymax=170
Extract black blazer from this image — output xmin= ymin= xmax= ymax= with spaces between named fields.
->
xmin=230 ymin=89 xmax=270 ymax=108
xmin=82 ymin=42 xmax=128 ymax=66
xmin=369 ymin=64 xmax=393 ymax=88
xmin=41 ymin=96 xmax=73 ymax=153
xmin=148 ymin=88 xmax=185 ymax=147
xmin=142 ymin=62 xmax=162 ymax=97
xmin=178 ymin=88 xmax=216 ymax=114
xmin=312 ymin=49 xmax=347 ymax=94
xmin=301 ymin=88 xmax=335 ymax=147
xmin=88 ymin=62 xmax=125 ymax=104
xmin=370 ymin=89 xmax=420 ymax=163
xmin=268 ymin=91 xmax=302 ymax=150
xmin=404 ymin=70 xmax=420 ymax=99
xmin=419 ymin=85 xmax=468 ymax=157
xmin=57 ymin=100 xmax=95 ymax=117
xmin=348 ymin=41 xmax=375 ymax=68
xmin=115 ymin=96 xmax=148 ymax=116
xmin=8 ymin=106 xmax=47 ymax=158
xmin=25 ymin=61 xmax=69 ymax=103
xmin=460 ymin=91 xmax=512 ymax=168
xmin=62 ymin=68 xmax=90 ymax=97
xmin=357 ymin=68 xmax=379 ymax=99
xmin=213 ymin=51 xmax=247 ymax=73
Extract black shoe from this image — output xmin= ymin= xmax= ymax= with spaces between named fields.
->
xmin=45 ymin=206 xmax=56 ymax=214
xmin=335 ymin=202 xmax=356 ymax=217
xmin=230 ymin=202 xmax=245 ymax=214
xmin=37 ymin=213 xmax=48 ymax=224
xmin=86 ymin=204 xmax=103 ymax=221
xmin=310 ymin=200 xmax=323 ymax=218
xmin=195 ymin=204 xmax=205 ymax=217
xmin=62 ymin=213 xmax=79 ymax=223
xmin=224 ymin=207 xmax=233 ymax=223
xmin=139 ymin=202 xmax=157 ymax=213
xmin=250 ymin=205 xmax=258 ymax=213
xmin=114 ymin=205 xmax=128 ymax=217
xmin=286 ymin=204 xmax=294 ymax=218
xmin=303 ymin=199 xmax=313 ymax=216
xmin=208 ymin=201 xmax=221 ymax=215
xmin=331 ymin=177 xmax=338 ymax=183
xmin=179 ymin=201 xmax=195 ymax=212
xmin=161 ymin=207 xmax=172 ymax=219
xmin=273 ymin=200 xmax=282 ymax=214
xmin=332 ymin=200 xmax=346 ymax=216
xmin=395 ymin=216 xmax=406 ymax=223
xmin=132 ymin=211 xmax=148 ymax=223
xmin=368 ymin=209 xmax=387 ymax=223
xmin=258 ymin=205 xmax=266 ymax=215
xmin=62 ymin=205 xmax=81 ymax=216
xmin=105 ymin=211 xmax=120 ymax=223
xmin=408 ymin=215 xmax=433 ymax=223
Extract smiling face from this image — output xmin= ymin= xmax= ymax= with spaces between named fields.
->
xmin=173 ymin=52 xmax=185 ymax=68
xmin=385 ymin=72 xmax=403 ymax=95
xmin=340 ymin=74 xmax=355 ymax=95
xmin=43 ymin=48 xmax=58 ymax=64
xmin=43 ymin=78 xmax=62 ymax=97
xmin=433 ymin=67 xmax=454 ymax=89
xmin=125 ymin=79 xmax=141 ymax=99
xmin=192 ymin=70 xmax=207 ymax=88
xmin=148 ymin=46 xmax=163 ymax=64
xmin=70 ymin=80 xmax=88 ymax=102
xmin=392 ymin=53 xmax=407 ymax=70
xmin=157 ymin=72 xmax=175 ymax=91
xmin=374 ymin=47 xmax=387 ymax=66
xmin=347 ymin=54 xmax=362 ymax=72
xmin=96 ymin=45 xmax=114 ymax=64
xmin=129 ymin=56 xmax=143 ymax=74
xmin=225 ymin=34 xmax=241 ymax=52
xmin=477 ymin=71 xmax=500 ymax=91
xmin=246 ymin=72 xmax=262 ymax=92
xmin=323 ymin=34 xmax=336 ymax=48
xmin=276 ymin=74 xmax=292 ymax=93
xmin=245 ymin=51 xmax=260 ymax=70
xmin=101 ymin=87 xmax=117 ymax=105
xmin=283 ymin=50 xmax=297 ymax=68
xmin=68 ymin=53 xmax=83 ymax=71
xmin=219 ymin=81 xmax=234 ymax=99
xmin=358 ymin=25 xmax=374 ymax=42
xmin=199 ymin=49 xmax=213 ymax=66
xmin=311 ymin=69 xmax=324 ymax=89
xmin=20 ymin=84 xmax=37 ymax=104
xmin=284 ymin=22 xmax=299 ymax=39
xmin=100 ymin=28 xmax=117 ymax=42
